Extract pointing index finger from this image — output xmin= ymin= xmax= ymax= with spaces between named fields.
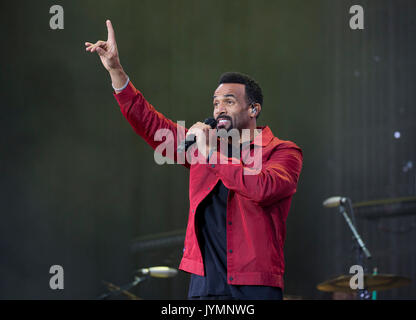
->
xmin=106 ymin=19 xmax=116 ymax=42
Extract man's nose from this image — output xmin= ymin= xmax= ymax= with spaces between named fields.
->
xmin=217 ymin=102 xmax=228 ymax=114
xmin=215 ymin=110 xmax=228 ymax=119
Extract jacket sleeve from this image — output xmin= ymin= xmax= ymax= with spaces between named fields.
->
xmin=208 ymin=144 xmax=303 ymax=205
xmin=113 ymin=81 xmax=190 ymax=169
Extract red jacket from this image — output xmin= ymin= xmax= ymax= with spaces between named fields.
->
xmin=114 ymin=81 xmax=303 ymax=289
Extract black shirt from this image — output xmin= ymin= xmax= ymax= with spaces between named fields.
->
xmin=188 ymin=143 xmax=283 ymax=300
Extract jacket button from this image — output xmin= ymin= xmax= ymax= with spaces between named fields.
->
xmin=228 ymin=221 xmax=232 ymax=225
xmin=211 ymin=164 xmax=215 ymax=168
xmin=229 ymin=249 xmax=233 ymax=253
xmin=229 ymin=277 xmax=233 ymax=281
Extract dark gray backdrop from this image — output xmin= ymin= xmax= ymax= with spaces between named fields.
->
xmin=1 ymin=0 xmax=415 ymax=299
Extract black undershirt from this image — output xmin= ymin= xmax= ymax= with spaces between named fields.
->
xmin=188 ymin=143 xmax=283 ymax=300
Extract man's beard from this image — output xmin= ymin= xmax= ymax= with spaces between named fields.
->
xmin=216 ymin=115 xmax=233 ymax=131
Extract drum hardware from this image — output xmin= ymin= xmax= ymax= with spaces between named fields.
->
xmin=97 ymin=266 xmax=178 ymax=300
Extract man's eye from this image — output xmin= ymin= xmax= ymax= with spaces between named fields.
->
xmin=227 ymin=100 xmax=234 ymax=105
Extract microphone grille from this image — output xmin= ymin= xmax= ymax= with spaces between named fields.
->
xmin=204 ymin=117 xmax=217 ymax=129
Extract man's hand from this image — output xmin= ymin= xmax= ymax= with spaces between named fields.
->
xmin=85 ymin=20 xmax=128 ymax=90
xmin=187 ymin=122 xmax=217 ymax=159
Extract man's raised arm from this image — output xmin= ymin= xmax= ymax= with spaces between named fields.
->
xmin=85 ymin=20 xmax=190 ymax=168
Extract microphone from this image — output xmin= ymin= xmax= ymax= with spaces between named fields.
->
xmin=178 ymin=117 xmax=217 ymax=153
xmin=323 ymin=196 xmax=347 ymax=208
xmin=137 ymin=266 xmax=178 ymax=278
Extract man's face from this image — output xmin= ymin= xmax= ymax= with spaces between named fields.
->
xmin=212 ymin=83 xmax=251 ymax=132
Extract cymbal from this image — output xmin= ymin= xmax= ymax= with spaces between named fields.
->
xmin=317 ymin=274 xmax=411 ymax=293
xmin=103 ymin=281 xmax=143 ymax=300
xmin=283 ymin=294 xmax=303 ymax=300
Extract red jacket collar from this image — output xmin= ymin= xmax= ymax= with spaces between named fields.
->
xmin=243 ymin=126 xmax=274 ymax=148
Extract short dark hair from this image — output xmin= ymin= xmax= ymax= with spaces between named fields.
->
xmin=218 ymin=72 xmax=263 ymax=118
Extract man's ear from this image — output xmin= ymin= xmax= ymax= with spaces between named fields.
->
xmin=249 ymin=103 xmax=261 ymax=118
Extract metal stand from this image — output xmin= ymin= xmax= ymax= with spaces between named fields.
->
xmin=97 ymin=275 xmax=150 ymax=300
xmin=339 ymin=201 xmax=372 ymax=300
xmin=339 ymin=204 xmax=372 ymax=259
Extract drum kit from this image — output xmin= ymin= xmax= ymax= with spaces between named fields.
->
xmin=316 ymin=196 xmax=413 ymax=299
xmin=101 ymin=270 xmax=412 ymax=300
xmin=99 ymin=196 xmax=413 ymax=299
xmin=97 ymin=266 xmax=178 ymax=300
xmin=317 ymin=273 xmax=411 ymax=295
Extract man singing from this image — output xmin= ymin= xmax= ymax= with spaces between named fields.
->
xmin=86 ymin=20 xmax=303 ymax=300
